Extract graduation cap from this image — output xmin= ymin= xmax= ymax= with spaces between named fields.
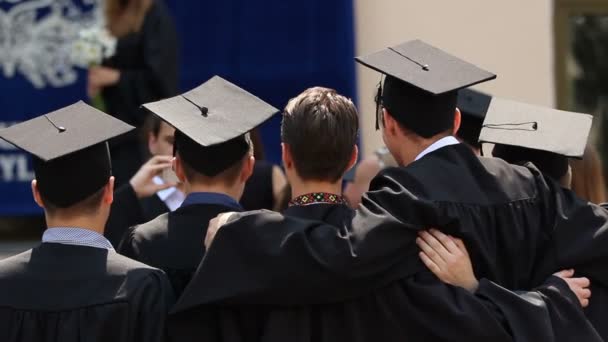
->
xmin=355 ymin=40 xmax=496 ymax=137
xmin=143 ymin=76 xmax=279 ymax=177
xmin=457 ymin=89 xmax=492 ymax=148
xmin=479 ymin=97 xmax=593 ymax=180
xmin=0 ymin=101 xmax=134 ymax=208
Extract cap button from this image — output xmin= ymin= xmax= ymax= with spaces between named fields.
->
xmin=58 ymin=127 xmax=67 ymax=133
xmin=422 ymin=64 xmax=430 ymax=71
xmin=201 ymin=107 xmax=209 ymax=117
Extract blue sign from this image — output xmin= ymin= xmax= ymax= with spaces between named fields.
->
xmin=0 ymin=0 xmax=356 ymax=215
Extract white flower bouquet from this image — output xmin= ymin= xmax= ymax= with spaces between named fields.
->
xmin=71 ymin=27 xmax=117 ymax=110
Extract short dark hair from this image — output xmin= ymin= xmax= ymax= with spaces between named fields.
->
xmin=144 ymin=114 xmax=164 ymax=138
xmin=282 ymin=87 xmax=358 ymax=182
xmin=42 ymin=186 xmax=106 ymax=216
xmin=179 ymin=134 xmax=253 ymax=187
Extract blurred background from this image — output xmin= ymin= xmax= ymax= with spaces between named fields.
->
xmin=0 ymin=0 xmax=605 ymax=255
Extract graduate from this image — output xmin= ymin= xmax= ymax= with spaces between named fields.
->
xmin=0 ymin=102 xmax=174 ymax=342
xmin=344 ymin=88 xmax=489 ymax=207
xmin=117 ymin=76 xmax=278 ymax=296
xmin=105 ymin=116 xmax=180 ymax=246
xmin=170 ymin=84 xmax=592 ymax=342
xmin=196 ymin=41 xmax=608 ymax=341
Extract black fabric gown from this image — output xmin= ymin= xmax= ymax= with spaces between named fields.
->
xmin=169 ymin=143 xmax=608 ymax=341
xmin=0 ymin=243 xmax=174 ymax=342
xmin=106 ymin=183 xmax=170 ymax=247
xmin=240 ymin=161 xmax=275 ymax=211
xmin=102 ymin=0 xmax=179 ymax=185
xmin=118 ymin=202 xmax=241 ymax=297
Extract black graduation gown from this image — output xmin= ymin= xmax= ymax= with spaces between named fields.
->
xmin=0 ymin=243 xmax=174 ymax=342
xmin=169 ymin=144 xmax=607 ymax=341
xmin=118 ymin=202 xmax=240 ymax=297
xmin=102 ymin=0 xmax=179 ymax=184
xmin=106 ymin=184 xmax=170 ymax=247
xmin=240 ymin=161 xmax=275 ymax=211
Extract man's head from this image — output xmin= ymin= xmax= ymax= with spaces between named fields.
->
xmin=141 ymin=76 xmax=279 ymax=199
xmin=173 ymin=131 xmax=255 ymax=199
xmin=355 ymin=40 xmax=496 ymax=165
xmin=379 ymin=76 xmax=461 ymax=165
xmin=147 ymin=116 xmax=175 ymax=156
xmin=0 ymin=102 xmax=133 ymax=229
xmin=281 ymin=87 xmax=359 ymax=185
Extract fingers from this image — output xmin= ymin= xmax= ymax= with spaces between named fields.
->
xmin=418 ymin=231 xmax=451 ymax=261
xmin=428 ymin=228 xmax=461 ymax=255
xmin=205 ymin=212 xmax=236 ymax=248
xmin=572 ymin=276 xmax=590 ymax=288
xmin=146 ymin=163 xmax=173 ymax=174
xmin=416 ymin=236 xmax=446 ymax=267
xmin=554 ymin=269 xmax=575 ymax=279
xmin=147 ymin=155 xmax=174 ymax=165
xmin=453 ymin=238 xmax=469 ymax=256
xmin=419 ymin=251 xmax=442 ymax=275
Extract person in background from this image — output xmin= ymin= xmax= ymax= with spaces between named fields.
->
xmin=105 ymin=115 xmax=182 ymax=246
xmin=118 ymin=76 xmax=278 ymax=296
xmin=240 ymin=130 xmax=288 ymax=211
xmin=0 ymin=102 xmax=173 ymax=342
xmin=571 ymin=145 xmax=608 ymax=203
xmin=343 ymin=89 xmax=489 ymax=208
xmin=88 ymin=0 xmax=179 ymax=185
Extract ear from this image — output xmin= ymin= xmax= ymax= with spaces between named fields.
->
xmin=452 ymin=108 xmax=462 ymax=135
xmin=240 ymin=155 xmax=255 ymax=183
xmin=31 ymin=179 xmax=45 ymax=209
xmin=345 ymin=145 xmax=359 ymax=172
xmin=282 ymin=143 xmax=294 ymax=171
xmin=102 ymin=177 xmax=115 ymax=206
xmin=174 ymin=155 xmax=187 ymax=183
xmin=382 ymin=109 xmax=398 ymax=137
xmin=148 ymin=132 xmax=158 ymax=155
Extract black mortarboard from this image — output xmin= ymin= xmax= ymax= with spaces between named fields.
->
xmin=0 ymin=101 xmax=134 ymax=207
xmin=355 ymin=40 xmax=496 ymax=137
xmin=457 ymin=89 xmax=492 ymax=148
xmin=143 ymin=76 xmax=279 ymax=177
xmin=480 ymin=97 xmax=593 ymax=180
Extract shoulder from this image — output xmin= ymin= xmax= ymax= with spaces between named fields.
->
xmin=0 ymin=249 xmax=34 ymax=275
xmin=129 ymin=212 xmax=171 ymax=240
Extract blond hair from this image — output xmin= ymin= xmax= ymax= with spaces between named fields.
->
xmin=571 ymin=145 xmax=607 ymax=204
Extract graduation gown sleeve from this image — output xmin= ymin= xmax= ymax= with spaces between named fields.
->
xmin=131 ymin=271 xmax=175 ymax=342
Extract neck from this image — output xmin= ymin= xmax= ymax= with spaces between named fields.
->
xmin=394 ymin=133 xmax=452 ymax=166
xmin=185 ymin=182 xmax=241 ymax=201
xmin=290 ymin=178 xmax=343 ymax=199
xmin=45 ymin=213 xmax=106 ymax=235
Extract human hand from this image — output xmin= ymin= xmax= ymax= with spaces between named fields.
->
xmin=129 ymin=155 xmax=176 ymax=199
xmin=554 ymin=269 xmax=591 ymax=308
xmin=88 ymin=66 xmax=120 ymax=90
xmin=205 ymin=212 xmax=237 ymax=248
xmin=416 ymin=229 xmax=479 ymax=292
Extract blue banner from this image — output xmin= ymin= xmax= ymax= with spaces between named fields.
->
xmin=0 ymin=0 xmax=356 ymax=215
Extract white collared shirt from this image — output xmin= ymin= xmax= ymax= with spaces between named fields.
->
xmin=415 ymin=136 xmax=460 ymax=161
xmin=153 ymin=176 xmax=185 ymax=212
xmin=43 ymin=227 xmax=114 ymax=250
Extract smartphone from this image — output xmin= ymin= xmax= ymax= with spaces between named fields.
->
xmin=161 ymin=167 xmax=180 ymax=184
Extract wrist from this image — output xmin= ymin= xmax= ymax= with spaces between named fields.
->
xmin=129 ymin=179 xmax=144 ymax=199
xmin=465 ymin=278 xmax=479 ymax=293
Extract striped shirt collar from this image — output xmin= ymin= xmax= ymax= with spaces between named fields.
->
xmin=42 ymin=227 xmax=114 ymax=251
